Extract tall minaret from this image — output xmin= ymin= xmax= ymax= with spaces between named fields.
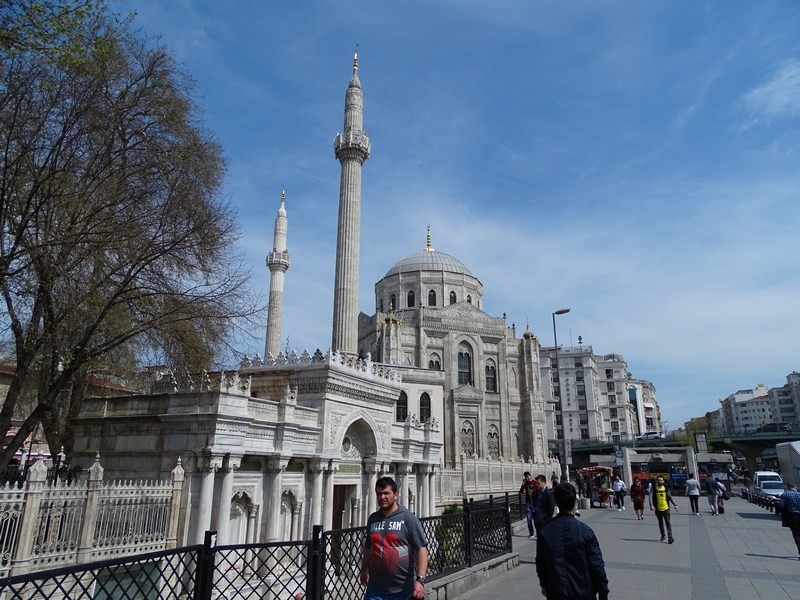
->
xmin=265 ymin=188 xmax=291 ymax=357
xmin=331 ymin=49 xmax=370 ymax=354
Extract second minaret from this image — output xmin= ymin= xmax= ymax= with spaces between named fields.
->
xmin=331 ymin=50 xmax=370 ymax=355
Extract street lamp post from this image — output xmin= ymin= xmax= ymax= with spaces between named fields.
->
xmin=552 ymin=308 xmax=571 ymax=482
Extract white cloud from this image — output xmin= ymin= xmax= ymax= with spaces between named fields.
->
xmin=741 ymin=60 xmax=800 ymax=125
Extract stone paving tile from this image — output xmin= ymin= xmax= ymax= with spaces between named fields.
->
xmin=453 ymin=497 xmax=799 ymax=600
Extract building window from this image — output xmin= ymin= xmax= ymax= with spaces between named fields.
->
xmin=610 ymin=408 xmax=618 ymax=419
xmin=458 ymin=343 xmax=472 ymax=385
xmin=467 ymin=295 xmax=472 ymax=304
xmin=577 ymin=384 xmax=586 ymax=396
xmin=605 ymin=369 xmax=614 ymax=378
xmin=609 ymin=394 xmax=616 ymax=405
xmin=428 ymin=290 xmax=436 ymax=307
xmin=576 ymin=370 xmax=584 ymax=381
xmin=450 ymin=291 xmax=457 ymax=304
xmin=389 ymin=294 xmax=395 ymax=311
xmin=606 ymin=382 xmax=615 ymax=392
xmin=396 ymin=391 xmax=408 ymax=422
xmin=407 ymin=290 xmax=415 ymax=308
xmin=428 ymin=353 xmax=441 ymax=370
xmin=419 ymin=393 xmax=432 ymax=422
xmin=487 ymin=425 xmax=500 ymax=459
xmin=485 ymin=360 xmax=497 ymax=392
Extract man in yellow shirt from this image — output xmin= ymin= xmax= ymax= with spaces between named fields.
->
xmin=649 ymin=476 xmax=678 ymax=544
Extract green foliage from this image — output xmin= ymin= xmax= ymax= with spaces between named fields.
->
xmin=0 ymin=0 xmax=259 ymax=466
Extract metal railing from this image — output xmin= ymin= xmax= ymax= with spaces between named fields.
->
xmin=0 ymin=501 xmax=513 ymax=599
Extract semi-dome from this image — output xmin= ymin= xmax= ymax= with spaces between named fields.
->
xmin=384 ymin=249 xmax=472 ymax=278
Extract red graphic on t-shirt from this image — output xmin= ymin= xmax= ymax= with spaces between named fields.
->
xmin=369 ymin=532 xmax=408 ymax=574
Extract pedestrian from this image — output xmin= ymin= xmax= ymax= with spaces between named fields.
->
xmin=612 ymin=476 xmax=627 ymax=512
xmin=576 ymin=474 xmax=585 ymax=499
xmin=743 ymin=474 xmax=753 ymax=493
xmin=685 ymin=473 xmax=701 ymax=515
xmin=534 ymin=474 xmax=556 ymax=536
xmin=715 ymin=478 xmax=727 ymax=515
xmin=536 ymin=483 xmax=609 ymax=600
xmin=778 ymin=482 xmax=800 ymax=559
xmin=552 ymin=471 xmax=559 ymax=488
xmin=520 ymin=471 xmax=537 ymax=540
xmin=705 ymin=474 xmax=719 ymax=515
xmin=649 ymin=475 xmax=678 ymax=543
xmin=360 ymin=476 xmax=428 ymax=600
xmin=630 ymin=477 xmax=646 ymax=520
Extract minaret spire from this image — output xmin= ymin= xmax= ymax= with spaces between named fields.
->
xmin=265 ymin=187 xmax=291 ymax=357
xmin=331 ymin=50 xmax=371 ymax=355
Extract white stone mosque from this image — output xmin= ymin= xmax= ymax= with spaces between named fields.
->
xmin=71 ymin=51 xmax=555 ymax=547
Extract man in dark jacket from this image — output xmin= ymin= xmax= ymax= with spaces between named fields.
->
xmin=534 ymin=475 xmax=556 ymax=536
xmin=536 ymin=482 xmax=609 ymax=600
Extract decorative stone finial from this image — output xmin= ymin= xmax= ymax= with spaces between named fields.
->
xmin=424 ymin=225 xmax=434 ymax=252
xmin=353 ymin=46 xmax=359 ymax=74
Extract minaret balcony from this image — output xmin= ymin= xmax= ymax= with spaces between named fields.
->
xmin=266 ymin=251 xmax=291 ymax=270
xmin=334 ymin=131 xmax=371 ymax=161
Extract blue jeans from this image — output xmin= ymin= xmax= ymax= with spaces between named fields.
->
xmin=525 ymin=502 xmax=535 ymax=536
xmin=365 ymin=586 xmax=412 ymax=600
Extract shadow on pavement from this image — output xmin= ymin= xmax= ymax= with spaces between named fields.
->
xmin=737 ymin=513 xmax=782 ymax=521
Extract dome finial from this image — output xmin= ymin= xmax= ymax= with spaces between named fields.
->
xmin=425 ymin=225 xmax=435 ymax=252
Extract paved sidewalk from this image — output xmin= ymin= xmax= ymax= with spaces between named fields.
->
xmin=457 ymin=496 xmax=799 ymax=600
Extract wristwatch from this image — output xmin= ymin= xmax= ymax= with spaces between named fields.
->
xmin=416 ymin=575 xmax=426 ymax=585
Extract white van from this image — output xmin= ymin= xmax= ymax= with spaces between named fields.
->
xmin=753 ymin=470 xmax=782 ymax=488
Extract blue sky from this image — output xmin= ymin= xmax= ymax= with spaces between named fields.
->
xmin=121 ymin=1 xmax=800 ymax=430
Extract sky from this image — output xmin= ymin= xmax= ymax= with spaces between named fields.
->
xmin=120 ymin=1 xmax=800 ymax=430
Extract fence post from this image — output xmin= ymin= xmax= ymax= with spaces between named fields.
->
xmin=504 ymin=492 xmax=512 ymax=552
xmin=9 ymin=460 xmax=48 ymax=575
xmin=194 ymin=530 xmax=217 ymax=600
xmin=307 ymin=524 xmax=323 ymax=600
xmin=464 ymin=498 xmax=474 ymax=567
xmin=76 ymin=454 xmax=104 ymax=564
xmin=166 ymin=458 xmax=185 ymax=549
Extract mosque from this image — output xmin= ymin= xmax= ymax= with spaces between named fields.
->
xmin=71 ymin=52 xmax=554 ymax=547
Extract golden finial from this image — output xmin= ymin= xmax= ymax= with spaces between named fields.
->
xmin=353 ymin=46 xmax=359 ymax=73
xmin=425 ymin=225 xmax=434 ymax=252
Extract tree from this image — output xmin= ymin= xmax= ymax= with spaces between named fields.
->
xmin=0 ymin=1 xmax=260 ymax=469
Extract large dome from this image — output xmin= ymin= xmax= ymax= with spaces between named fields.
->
xmin=384 ymin=250 xmax=473 ymax=278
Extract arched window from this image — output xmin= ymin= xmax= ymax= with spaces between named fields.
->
xmin=396 ymin=391 xmax=408 ymax=422
xmin=407 ymin=290 xmax=415 ymax=308
xmin=428 ymin=353 xmax=441 ymax=370
xmin=487 ymin=425 xmax=500 ymax=459
xmin=467 ymin=295 xmax=472 ymax=304
xmin=428 ymin=290 xmax=436 ymax=307
xmin=457 ymin=343 xmax=472 ymax=385
xmin=389 ymin=294 xmax=396 ymax=311
xmin=449 ymin=291 xmax=457 ymax=304
xmin=420 ymin=392 xmax=431 ymax=422
xmin=485 ymin=360 xmax=497 ymax=392
xmin=461 ymin=420 xmax=475 ymax=455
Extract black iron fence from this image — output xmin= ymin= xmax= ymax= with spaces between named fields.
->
xmin=0 ymin=499 xmax=513 ymax=599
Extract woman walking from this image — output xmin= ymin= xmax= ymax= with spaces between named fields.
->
xmin=685 ymin=473 xmax=701 ymax=515
xmin=612 ymin=476 xmax=627 ymax=512
xmin=630 ymin=477 xmax=646 ymax=520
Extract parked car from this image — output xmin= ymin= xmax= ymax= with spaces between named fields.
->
xmin=756 ymin=480 xmax=785 ymax=499
xmin=637 ymin=431 xmax=664 ymax=441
